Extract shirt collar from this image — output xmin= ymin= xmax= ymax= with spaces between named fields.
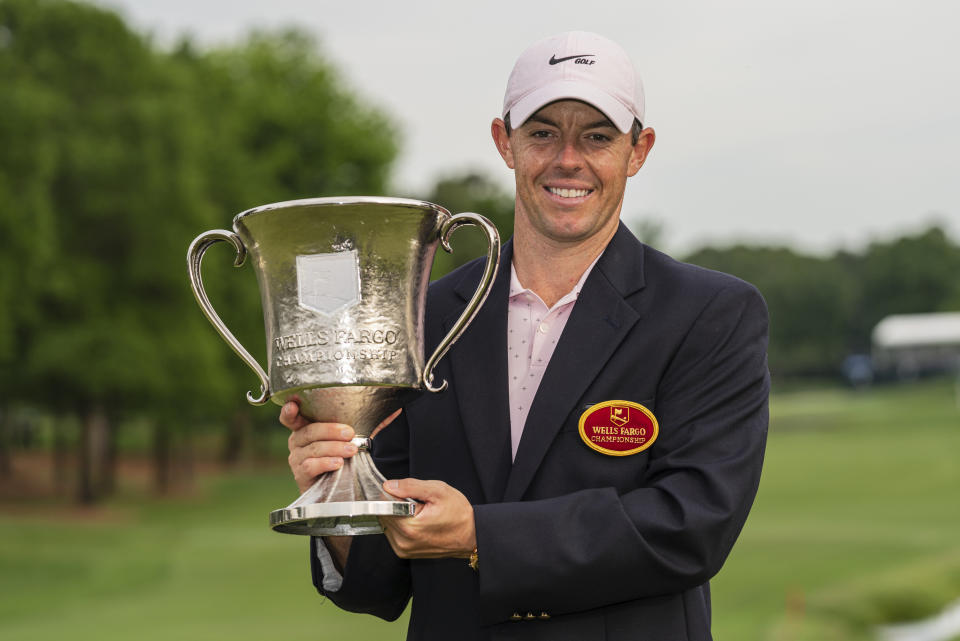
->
xmin=509 ymin=252 xmax=603 ymax=307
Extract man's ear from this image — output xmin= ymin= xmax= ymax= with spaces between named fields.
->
xmin=627 ymin=127 xmax=656 ymax=177
xmin=491 ymin=118 xmax=515 ymax=169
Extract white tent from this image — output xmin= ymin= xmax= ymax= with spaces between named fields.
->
xmin=873 ymin=312 xmax=960 ymax=349
xmin=872 ymin=312 xmax=960 ymax=378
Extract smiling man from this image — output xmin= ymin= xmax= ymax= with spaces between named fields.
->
xmin=282 ymin=31 xmax=770 ymax=640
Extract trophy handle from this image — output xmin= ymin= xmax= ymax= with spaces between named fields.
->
xmin=187 ymin=229 xmax=271 ymax=405
xmin=422 ymin=213 xmax=501 ymax=393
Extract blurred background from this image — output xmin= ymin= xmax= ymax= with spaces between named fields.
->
xmin=0 ymin=1 xmax=957 ymax=640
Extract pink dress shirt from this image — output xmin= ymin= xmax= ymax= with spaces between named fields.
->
xmin=507 ymin=255 xmax=601 ymax=460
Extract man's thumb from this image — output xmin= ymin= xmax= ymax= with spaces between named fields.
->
xmin=383 ymin=478 xmax=439 ymax=502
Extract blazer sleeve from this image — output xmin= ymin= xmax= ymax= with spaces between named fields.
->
xmin=308 ymin=411 xmax=414 ymax=621
xmin=472 ymin=282 xmax=770 ymax=625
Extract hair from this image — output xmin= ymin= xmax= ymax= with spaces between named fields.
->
xmin=504 ymin=111 xmax=644 ymax=146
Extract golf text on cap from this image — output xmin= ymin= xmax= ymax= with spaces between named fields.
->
xmin=548 ymin=54 xmax=596 ymax=65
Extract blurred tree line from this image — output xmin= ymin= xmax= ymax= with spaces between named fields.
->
xmin=686 ymin=225 xmax=960 ymax=378
xmin=0 ymin=0 xmax=404 ymax=500
xmin=0 ymin=0 xmax=956 ymax=504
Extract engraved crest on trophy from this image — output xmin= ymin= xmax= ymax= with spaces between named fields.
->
xmin=296 ymin=251 xmax=360 ymax=315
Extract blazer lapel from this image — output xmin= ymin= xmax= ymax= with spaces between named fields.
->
xmin=445 ymin=242 xmax=514 ymax=503
xmin=503 ymin=225 xmax=647 ymax=501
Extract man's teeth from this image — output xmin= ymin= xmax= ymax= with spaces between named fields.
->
xmin=548 ymin=187 xmax=590 ymax=198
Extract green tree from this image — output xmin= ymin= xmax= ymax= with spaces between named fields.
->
xmin=0 ymin=0 xmax=401 ymax=499
xmin=0 ymin=1 xmax=61 ymax=476
xmin=423 ymin=172 xmax=515 ymax=280
xmin=685 ymin=245 xmax=858 ymax=377
xmin=0 ymin=0 xmax=227 ymax=500
xmin=186 ymin=29 xmax=398 ymax=208
xmin=844 ymin=226 xmax=960 ymax=349
xmin=182 ymin=29 xmax=401 ymax=464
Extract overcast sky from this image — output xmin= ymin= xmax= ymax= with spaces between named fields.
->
xmin=96 ymin=0 xmax=959 ymax=255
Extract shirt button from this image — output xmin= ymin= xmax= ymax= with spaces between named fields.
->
xmin=538 ymin=323 xmax=548 ymax=334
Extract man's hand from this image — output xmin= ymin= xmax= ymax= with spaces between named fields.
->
xmin=380 ymin=479 xmax=477 ymax=559
xmin=281 ymin=401 xmax=358 ymax=494
xmin=280 ymin=402 xmax=402 ymax=572
xmin=280 ymin=402 xmax=401 ymax=494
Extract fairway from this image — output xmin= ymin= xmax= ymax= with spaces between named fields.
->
xmin=1 ymin=380 xmax=958 ymax=640
xmin=712 ymin=380 xmax=960 ymax=639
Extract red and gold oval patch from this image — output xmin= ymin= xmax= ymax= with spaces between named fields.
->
xmin=578 ymin=400 xmax=658 ymax=456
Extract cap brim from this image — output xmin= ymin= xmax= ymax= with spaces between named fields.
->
xmin=507 ymin=81 xmax=636 ymax=133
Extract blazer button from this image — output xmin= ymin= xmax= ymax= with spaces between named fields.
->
xmin=525 ymin=612 xmax=536 ymax=620
xmin=539 ymin=612 xmax=551 ymax=620
xmin=510 ymin=612 xmax=522 ymax=621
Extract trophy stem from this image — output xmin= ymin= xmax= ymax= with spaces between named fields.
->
xmin=270 ymin=439 xmax=417 ymax=536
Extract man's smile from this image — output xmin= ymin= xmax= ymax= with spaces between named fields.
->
xmin=545 ymin=186 xmax=594 ymax=200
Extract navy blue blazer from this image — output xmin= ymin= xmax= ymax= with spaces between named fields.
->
xmin=310 ymin=224 xmax=770 ymax=641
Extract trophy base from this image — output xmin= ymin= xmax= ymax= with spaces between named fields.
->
xmin=270 ymin=501 xmax=417 ymax=536
xmin=269 ymin=444 xmax=417 ymax=536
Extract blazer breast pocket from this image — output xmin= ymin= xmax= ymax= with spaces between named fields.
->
xmin=550 ymin=397 xmax=657 ymax=493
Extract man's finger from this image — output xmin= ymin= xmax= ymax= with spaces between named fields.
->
xmin=289 ymin=440 xmax=358 ymax=467
xmin=295 ymin=457 xmax=344 ymax=493
xmin=288 ymin=422 xmax=355 ymax=449
xmin=382 ymin=478 xmax=446 ymax=503
xmin=279 ymin=402 xmax=311 ymax=431
xmin=299 ymin=456 xmax=344 ymax=478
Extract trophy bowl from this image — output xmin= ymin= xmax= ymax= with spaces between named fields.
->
xmin=187 ymin=197 xmax=499 ymax=536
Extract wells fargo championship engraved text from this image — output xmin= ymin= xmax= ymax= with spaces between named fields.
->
xmin=274 ymin=327 xmax=402 ymax=367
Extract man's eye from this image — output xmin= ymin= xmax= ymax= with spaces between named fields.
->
xmin=530 ymin=130 xmax=554 ymax=138
xmin=587 ymin=133 xmax=611 ymax=143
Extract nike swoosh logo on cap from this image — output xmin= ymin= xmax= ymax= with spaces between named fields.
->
xmin=548 ymin=54 xmax=595 ymax=65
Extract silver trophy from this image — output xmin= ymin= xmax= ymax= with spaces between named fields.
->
xmin=187 ymin=197 xmax=499 ymax=536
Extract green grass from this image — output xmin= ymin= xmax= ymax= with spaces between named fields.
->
xmin=1 ymin=379 xmax=958 ymax=640
xmin=0 ymin=471 xmax=409 ymax=640
xmin=711 ymin=379 xmax=960 ymax=640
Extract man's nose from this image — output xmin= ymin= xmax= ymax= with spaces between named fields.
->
xmin=554 ymin=139 xmax=583 ymax=171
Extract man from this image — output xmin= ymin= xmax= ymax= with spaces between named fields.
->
xmin=282 ymin=31 xmax=769 ymax=640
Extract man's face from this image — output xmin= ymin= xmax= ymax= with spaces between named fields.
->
xmin=492 ymin=100 xmax=654 ymax=246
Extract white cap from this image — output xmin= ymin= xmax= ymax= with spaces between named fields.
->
xmin=502 ymin=31 xmax=645 ymax=133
